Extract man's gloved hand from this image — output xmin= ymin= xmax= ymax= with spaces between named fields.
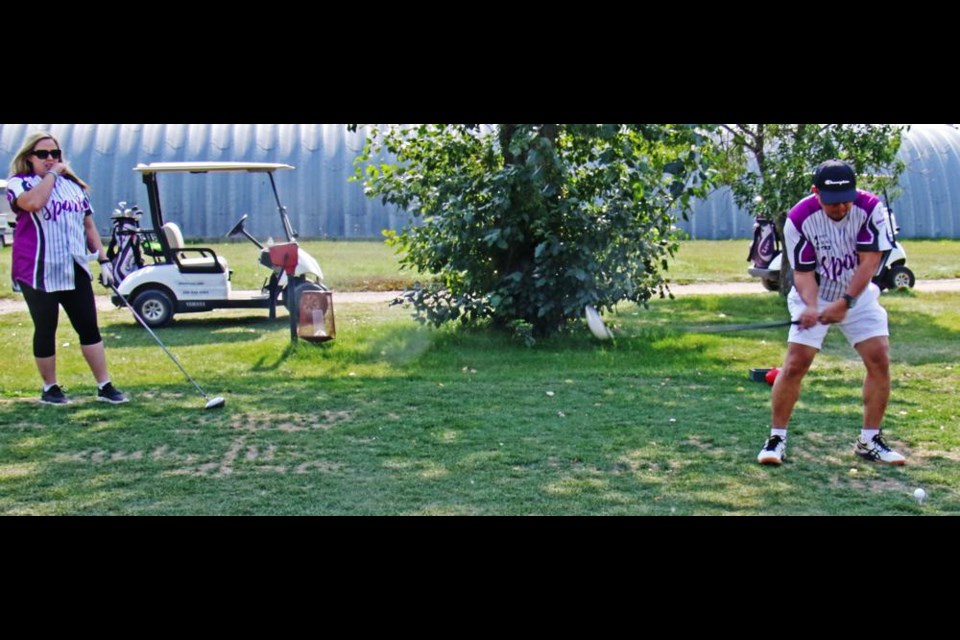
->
xmin=98 ymin=259 xmax=115 ymax=287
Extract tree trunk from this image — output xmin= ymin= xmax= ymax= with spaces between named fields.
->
xmin=495 ymin=124 xmax=562 ymax=329
xmin=776 ymin=211 xmax=792 ymax=296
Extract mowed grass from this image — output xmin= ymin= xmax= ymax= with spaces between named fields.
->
xmin=0 ymin=288 xmax=957 ymax=515
xmin=213 ymin=239 xmax=414 ymax=292
xmin=2 ymin=238 xmax=958 ymax=299
xmin=0 ymin=238 xmax=415 ymax=301
xmin=665 ymin=238 xmax=960 ymax=284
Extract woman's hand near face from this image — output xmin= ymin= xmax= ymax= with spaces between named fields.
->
xmin=14 ymin=168 xmax=62 ymax=212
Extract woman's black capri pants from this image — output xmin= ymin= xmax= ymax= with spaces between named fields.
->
xmin=18 ymin=262 xmax=103 ymax=358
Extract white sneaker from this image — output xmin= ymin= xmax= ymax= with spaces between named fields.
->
xmin=757 ymin=435 xmax=786 ymax=465
xmin=855 ymin=432 xmax=906 ymax=465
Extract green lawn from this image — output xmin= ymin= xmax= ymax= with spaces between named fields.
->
xmin=3 ymin=238 xmax=958 ymax=299
xmin=0 ymin=238 xmax=414 ymax=301
xmin=666 ymin=239 xmax=960 ymax=284
xmin=1 ymin=289 xmax=957 ymax=515
xmin=214 ymin=239 xmax=414 ymax=292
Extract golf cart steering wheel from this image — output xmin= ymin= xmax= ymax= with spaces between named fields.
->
xmin=227 ymin=214 xmax=249 ymax=238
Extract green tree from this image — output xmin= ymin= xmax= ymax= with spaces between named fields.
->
xmin=351 ymin=124 xmax=715 ymax=339
xmin=714 ymin=124 xmax=908 ymax=290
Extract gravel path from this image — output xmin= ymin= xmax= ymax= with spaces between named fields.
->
xmin=1 ymin=280 xmax=958 ymax=315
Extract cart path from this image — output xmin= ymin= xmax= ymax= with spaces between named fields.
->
xmin=1 ymin=279 xmax=959 ymax=315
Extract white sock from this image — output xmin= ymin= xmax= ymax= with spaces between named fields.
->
xmin=43 ymin=383 xmax=59 ymax=392
xmin=861 ymin=428 xmax=880 ymax=443
xmin=97 ymin=380 xmax=111 ymax=391
xmin=771 ymin=428 xmax=788 ymax=440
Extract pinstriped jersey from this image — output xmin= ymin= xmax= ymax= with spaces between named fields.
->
xmin=784 ymin=191 xmax=895 ymax=302
xmin=6 ymin=174 xmax=94 ymax=292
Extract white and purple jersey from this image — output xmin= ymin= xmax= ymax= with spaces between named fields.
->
xmin=784 ymin=190 xmax=895 ymax=302
xmin=6 ymin=174 xmax=94 ymax=292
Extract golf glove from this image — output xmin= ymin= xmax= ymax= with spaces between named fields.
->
xmin=98 ymin=260 xmax=115 ymax=287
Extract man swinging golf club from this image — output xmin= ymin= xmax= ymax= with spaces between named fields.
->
xmin=758 ymin=160 xmax=906 ymax=466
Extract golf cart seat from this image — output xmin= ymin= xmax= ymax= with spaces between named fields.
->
xmin=161 ymin=222 xmax=227 ymax=273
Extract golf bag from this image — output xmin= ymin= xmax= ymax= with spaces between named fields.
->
xmin=747 ymin=216 xmax=780 ymax=269
xmin=106 ymin=205 xmax=146 ymax=282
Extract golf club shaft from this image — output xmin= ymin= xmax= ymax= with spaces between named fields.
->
xmin=109 ymin=284 xmax=211 ymax=400
xmin=685 ymin=319 xmax=799 ymax=333
xmin=606 ymin=318 xmax=799 ymax=338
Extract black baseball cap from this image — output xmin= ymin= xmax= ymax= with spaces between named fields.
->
xmin=814 ymin=160 xmax=857 ymax=204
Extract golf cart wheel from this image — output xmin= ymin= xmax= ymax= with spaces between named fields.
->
xmin=886 ymin=265 xmax=916 ymax=290
xmin=761 ymin=278 xmax=780 ymax=292
xmin=133 ymin=289 xmax=175 ymax=327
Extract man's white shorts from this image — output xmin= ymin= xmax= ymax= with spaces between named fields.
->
xmin=786 ymin=282 xmax=888 ymax=350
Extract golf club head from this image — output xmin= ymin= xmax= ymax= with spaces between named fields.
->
xmin=205 ymin=397 xmax=226 ymax=410
xmin=584 ymin=305 xmax=614 ymax=340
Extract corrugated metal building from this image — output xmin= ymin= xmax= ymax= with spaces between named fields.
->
xmin=0 ymin=123 xmax=408 ymax=241
xmin=679 ymin=123 xmax=960 ymax=239
xmin=2 ymin=123 xmax=959 ymax=239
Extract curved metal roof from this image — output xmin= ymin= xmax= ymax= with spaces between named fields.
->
xmin=0 ymin=124 xmax=408 ymax=240
xmin=2 ymin=124 xmax=959 ymax=239
xmin=679 ymin=124 xmax=960 ymax=239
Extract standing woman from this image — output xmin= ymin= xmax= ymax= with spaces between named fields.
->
xmin=6 ymin=132 xmax=128 ymax=405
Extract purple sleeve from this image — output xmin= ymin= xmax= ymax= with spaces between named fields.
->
xmin=785 ymin=196 xmax=819 ymax=272
xmin=855 ymin=192 xmax=895 ymax=252
xmin=5 ymin=176 xmax=27 ymax=214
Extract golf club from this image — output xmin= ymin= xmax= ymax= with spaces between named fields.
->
xmin=110 ymin=283 xmax=225 ymax=409
xmin=585 ymin=304 xmax=799 ymax=340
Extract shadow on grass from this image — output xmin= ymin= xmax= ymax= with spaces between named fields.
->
xmin=250 ymin=343 xmax=296 ymax=372
xmin=0 ymin=292 xmax=956 ymax=515
xmin=100 ymin=314 xmax=286 ymax=347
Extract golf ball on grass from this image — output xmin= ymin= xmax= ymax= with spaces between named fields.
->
xmin=914 ymin=488 xmax=926 ymax=504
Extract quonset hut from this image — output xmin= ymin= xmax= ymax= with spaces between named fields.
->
xmin=1 ymin=123 xmax=958 ymax=239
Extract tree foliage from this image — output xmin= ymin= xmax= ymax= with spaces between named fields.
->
xmin=712 ymin=124 xmax=907 ymax=291
xmin=351 ymin=124 xmax=715 ymax=339
xmin=715 ymin=124 xmax=907 ymax=219
xmin=714 ymin=124 xmax=907 ymax=289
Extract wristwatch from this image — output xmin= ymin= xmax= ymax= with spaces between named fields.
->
xmin=842 ymin=293 xmax=857 ymax=309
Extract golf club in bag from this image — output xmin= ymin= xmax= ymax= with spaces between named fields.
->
xmin=110 ymin=283 xmax=225 ymax=410
xmin=585 ymin=305 xmax=798 ymax=341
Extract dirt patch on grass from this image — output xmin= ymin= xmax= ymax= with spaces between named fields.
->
xmin=912 ymin=448 xmax=960 ymax=463
xmin=829 ymin=475 xmax=911 ymax=494
xmin=228 ymin=410 xmax=352 ymax=432
xmin=681 ymin=435 xmax=724 ymax=453
xmin=57 ymin=437 xmax=344 ymax=478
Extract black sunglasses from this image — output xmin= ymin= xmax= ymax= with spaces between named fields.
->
xmin=32 ymin=149 xmax=62 ymax=160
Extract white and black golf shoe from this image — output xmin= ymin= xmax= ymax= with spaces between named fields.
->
xmin=855 ymin=432 xmax=906 ymax=465
xmin=757 ymin=435 xmax=786 ymax=465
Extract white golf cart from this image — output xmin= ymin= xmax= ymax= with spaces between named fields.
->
xmin=747 ymin=196 xmax=916 ymax=292
xmin=111 ymin=162 xmax=327 ymax=327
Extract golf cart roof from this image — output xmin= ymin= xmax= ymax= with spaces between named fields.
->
xmin=134 ymin=162 xmax=294 ymax=174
